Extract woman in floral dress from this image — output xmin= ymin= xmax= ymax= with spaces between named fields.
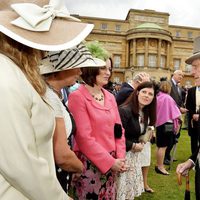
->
xmin=116 ymin=81 xmax=157 ymax=200
xmin=68 ymin=63 xmax=126 ymax=199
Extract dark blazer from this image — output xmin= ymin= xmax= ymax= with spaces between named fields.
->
xmin=116 ymin=82 xmax=134 ymax=105
xmin=170 ymin=79 xmax=183 ymax=107
xmin=186 ymin=87 xmax=198 ymax=135
xmin=190 ymin=149 xmax=199 ymax=163
xmin=119 ymin=104 xmax=147 ymax=152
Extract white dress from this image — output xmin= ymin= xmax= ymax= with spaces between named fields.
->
xmin=140 ymin=142 xmax=151 ymax=167
xmin=116 ymin=113 xmax=146 ymax=200
xmin=116 ymin=151 xmax=144 ymax=200
xmin=45 ymin=87 xmax=72 ymax=137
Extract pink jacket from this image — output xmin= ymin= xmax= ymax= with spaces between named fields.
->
xmin=68 ymin=85 xmax=125 ymax=174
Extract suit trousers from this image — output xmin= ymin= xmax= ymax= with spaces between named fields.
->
xmin=195 ymin=161 xmax=200 ymax=200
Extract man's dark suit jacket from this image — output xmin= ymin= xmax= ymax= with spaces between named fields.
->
xmin=170 ymin=80 xmax=183 ymax=107
xmin=186 ymin=87 xmax=199 ymax=135
xmin=116 ymin=82 xmax=133 ymax=105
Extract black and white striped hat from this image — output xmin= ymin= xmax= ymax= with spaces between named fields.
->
xmin=40 ymin=43 xmax=105 ymax=74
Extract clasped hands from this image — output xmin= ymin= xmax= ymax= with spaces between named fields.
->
xmin=111 ymin=158 xmax=129 ymax=173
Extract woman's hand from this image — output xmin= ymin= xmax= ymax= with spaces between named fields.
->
xmin=111 ymin=158 xmax=126 ymax=172
xmin=132 ymin=143 xmax=144 ymax=152
xmin=71 ymin=173 xmax=82 ymax=182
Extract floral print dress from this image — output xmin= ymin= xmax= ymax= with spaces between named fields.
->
xmin=116 ymin=151 xmax=144 ymax=200
xmin=69 ymin=152 xmax=116 ymax=200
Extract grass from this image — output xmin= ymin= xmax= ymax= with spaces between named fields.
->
xmin=136 ymin=130 xmax=196 ymax=200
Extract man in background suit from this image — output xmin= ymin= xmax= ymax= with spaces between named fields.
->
xmin=116 ymin=72 xmax=150 ymax=105
xmin=170 ymin=70 xmax=187 ymax=113
xmin=164 ymin=70 xmax=188 ymax=164
xmin=176 ymin=36 xmax=200 ymax=200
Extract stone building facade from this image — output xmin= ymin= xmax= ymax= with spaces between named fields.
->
xmin=77 ymin=9 xmax=200 ymax=86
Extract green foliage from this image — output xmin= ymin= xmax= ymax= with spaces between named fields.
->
xmin=85 ymin=40 xmax=110 ymax=61
xmin=136 ymin=130 xmax=195 ymax=200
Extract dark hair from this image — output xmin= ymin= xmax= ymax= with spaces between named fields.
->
xmin=122 ymin=81 xmax=157 ymax=126
xmin=160 ymin=76 xmax=167 ymax=82
xmin=81 ymin=67 xmax=100 ymax=87
xmin=81 ymin=58 xmax=112 ymax=87
xmin=108 ymin=57 xmax=113 ymax=72
xmin=103 ymin=57 xmax=113 ymax=91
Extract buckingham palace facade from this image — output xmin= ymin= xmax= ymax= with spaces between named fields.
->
xmin=76 ymin=9 xmax=200 ymax=86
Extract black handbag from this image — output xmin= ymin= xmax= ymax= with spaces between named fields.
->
xmin=114 ymin=123 xmax=122 ymax=138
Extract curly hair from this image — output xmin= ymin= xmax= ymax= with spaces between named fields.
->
xmin=0 ymin=33 xmax=46 ymax=96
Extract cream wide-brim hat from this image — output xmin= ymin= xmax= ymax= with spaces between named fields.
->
xmin=0 ymin=0 xmax=94 ymax=51
xmin=40 ymin=43 xmax=106 ymax=74
xmin=185 ymin=36 xmax=200 ymax=64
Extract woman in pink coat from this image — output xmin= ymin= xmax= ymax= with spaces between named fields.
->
xmin=155 ymin=81 xmax=181 ymax=175
xmin=68 ymin=65 xmax=126 ymax=199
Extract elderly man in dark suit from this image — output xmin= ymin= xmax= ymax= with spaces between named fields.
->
xmin=170 ymin=70 xmax=187 ymax=113
xmin=176 ymin=36 xmax=200 ymax=200
xmin=164 ymin=70 xmax=188 ymax=165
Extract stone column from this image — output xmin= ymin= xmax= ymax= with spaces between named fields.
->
xmin=133 ymin=39 xmax=136 ymax=67
xmin=166 ymin=42 xmax=170 ymax=69
xmin=125 ymin=41 xmax=129 ymax=68
xmin=157 ymin=39 xmax=161 ymax=68
xmin=144 ymin=38 xmax=148 ymax=67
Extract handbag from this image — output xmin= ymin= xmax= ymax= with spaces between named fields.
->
xmin=164 ymin=123 xmax=174 ymax=132
xmin=114 ymin=123 xmax=123 ymax=138
xmin=139 ymin=126 xmax=154 ymax=143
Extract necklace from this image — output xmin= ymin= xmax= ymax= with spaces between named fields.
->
xmin=92 ymin=94 xmax=104 ymax=101
xmin=48 ymin=84 xmax=63 ymax=101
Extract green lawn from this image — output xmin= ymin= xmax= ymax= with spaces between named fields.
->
xmin=136 ymin=130 xmax=196 ymax=200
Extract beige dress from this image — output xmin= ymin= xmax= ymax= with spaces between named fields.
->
xmin=116 ymin=151 xmax=144 ymax=200
xmin=116 ymin=117 xmax=145 ymax=200
xmin=0 ymin=54 xmax=69 ymax=200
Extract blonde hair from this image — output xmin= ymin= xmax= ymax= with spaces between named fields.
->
xmin=0 ymin=33 xmax=46 ymax=96
xmin=159 ymin=81 xmax=172 ymax=94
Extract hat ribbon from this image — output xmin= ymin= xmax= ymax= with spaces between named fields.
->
xmin=10 ymin=0 xmax=80 ymax=32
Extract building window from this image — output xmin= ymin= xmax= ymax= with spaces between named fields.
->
xmin=101 ymin=23 xmax=107 ymax=30
xmin=148 ymin=54 xmax=157 ymax=67
xmin=160 ymin=55 xmax=166 ymax=68
xmin=174 ymin=59 xmax=181 ymax=70
xmin=188 ymin=32 xmax=193 ymax=39
xmin=185 ymin=64 xmax=192 ymax=72
xmin=115 ymin=24 xmax=121 ymax=32
xmin=113 ymin=77 xmax=120 ymax=83
xmin=113 ymin=55 xmax=121 ymax=68
xmin=137 ymin=54 xmax=144 ymax=67
xmin=176 ymin=31 xmax=181 ymax=38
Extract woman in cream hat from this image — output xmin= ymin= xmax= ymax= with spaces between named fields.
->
xmin=40 ymin=43 xmax=105 ymax=194
xmin=0 ymin=0 xmax=94 ymax=199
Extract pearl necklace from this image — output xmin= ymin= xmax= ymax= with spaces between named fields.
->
xmin=92 ymin=94 xmax=104 ymax=101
